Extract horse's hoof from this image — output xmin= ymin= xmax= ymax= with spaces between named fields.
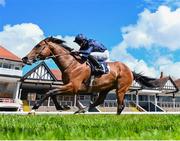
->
xmin=74 ymin=110 xmax=85 ymax=114
xmin=74 ymin=111 xmax=79 ymax=114
xmin=62 ymin=105 xmax=71 ymax=111
xmin=57 ymin=105 xmax=71 ymax=111
xmin=28 ymin=110 xmax=36 ymax=115
xmin=74 ymin=107 xmax=88 ymax=114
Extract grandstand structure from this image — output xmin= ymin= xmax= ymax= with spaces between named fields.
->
xmin=0 ymin=45 xmax=179 ymax=112
xmin=0 ymin=46 xmax=23 ymax=111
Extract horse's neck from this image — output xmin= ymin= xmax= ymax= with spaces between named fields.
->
xmin=50 ymin=44 xmax=75 ymax=72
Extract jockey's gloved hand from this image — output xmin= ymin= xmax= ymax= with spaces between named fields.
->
xmin=79 ymin=54 xmax=88 ymax=61
xmin=71 ymin=51 xmax=79 ymax=55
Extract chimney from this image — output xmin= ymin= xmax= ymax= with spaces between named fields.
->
xmin=160 ymin=72 xmax=163 ymax=78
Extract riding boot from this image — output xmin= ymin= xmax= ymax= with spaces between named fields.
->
xmin=88 ymin=55 xmax=104 ymax=74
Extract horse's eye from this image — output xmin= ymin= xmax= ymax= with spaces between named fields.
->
xmin=35 ymin=45 xmax=40 ymax=48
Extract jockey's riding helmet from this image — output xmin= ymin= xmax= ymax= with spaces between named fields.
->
xmin=74 ymin=34 xmax=87 ymax=44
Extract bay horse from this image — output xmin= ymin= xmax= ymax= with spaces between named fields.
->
xmin=22 ymin=37 xmax=155 ymax=114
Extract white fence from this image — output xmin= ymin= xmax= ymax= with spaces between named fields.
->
xmin=0 ymin=111 xmax=180 ymax=115
xmin=158 ymin=102 xmax=180 ymax=108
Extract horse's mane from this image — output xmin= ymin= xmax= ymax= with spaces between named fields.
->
xmin=45 ymin=37 xmax=73 ymax=52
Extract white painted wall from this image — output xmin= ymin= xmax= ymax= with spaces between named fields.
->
xmin=0 ymin=68 xmax=22 ymax=77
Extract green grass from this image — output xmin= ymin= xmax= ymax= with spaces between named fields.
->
xmin=0 ymin=114 xmax=180 ymax=140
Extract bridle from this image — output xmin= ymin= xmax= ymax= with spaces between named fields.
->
xmin=37 ymin=40 xmax=70 ymax=60
xmin=36 ymin=40 xmax=76 ymax=71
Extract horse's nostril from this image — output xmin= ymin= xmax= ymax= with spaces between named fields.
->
xmin=33 ymin=59 xmax=37 ymax=63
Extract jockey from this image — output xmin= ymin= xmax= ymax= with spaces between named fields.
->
xmin=74 ymin=34 xmax=109 ymax=74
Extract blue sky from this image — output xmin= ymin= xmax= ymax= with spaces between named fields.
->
xmin=0 ymin=0 xmax=180 ymax=78
xmin=0 ymin=0 xmax=143 ymax=47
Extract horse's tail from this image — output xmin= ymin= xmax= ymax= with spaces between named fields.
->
xmin=132 ymin=71 xmax=159 ymax=88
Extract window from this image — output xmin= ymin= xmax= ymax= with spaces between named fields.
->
xmin=10 ymin=64 xmax=14 ymax=69
xmin=64 ymin=96 xmax=70 ymax=101
xmin=139 ymin=95 xmax=148 ymax=101
xmin=70 ymin=96 xmax=74 ymax=101
xmin=27 ymin=93 xmax=36 ymax=101
xmin=125 ymin=95 xmax=131 ymax=100
xmin=105 ymin=103 xmax=108 ymax=107
xmin=3 ymin=63 xmax=10 ymax=69
xmin=58 ymin=96 xmax=63 ymax=101
xmin=84 ymin=95 xmax=90 ymax=100
xmin=0 ymin=62 xmax=2 ymax=68
xmin=67 ymin=101 xmax=72 ymax=106
xmin=79 ymin=95 xmax=84 ymax=100
xmin=15 ymin=66 xmax=20 ymax=70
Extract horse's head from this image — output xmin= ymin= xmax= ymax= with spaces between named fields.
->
xmin=22 ymin=38 xmax=52 ymax=65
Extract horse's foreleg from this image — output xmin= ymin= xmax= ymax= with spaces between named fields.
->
xmin=31 ymin=82 xmax=78 ymax=113
xmin=33 ymin=82 xmax=74 ymax=109
xmin=32 ymin=89 xmax=60 ymax=110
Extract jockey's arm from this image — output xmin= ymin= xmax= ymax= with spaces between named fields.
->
xmin=79 ymin=46 xmax=93 ymax=58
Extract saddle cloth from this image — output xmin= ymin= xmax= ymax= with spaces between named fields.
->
xmin=87 ymin=61 xmax=110 ymax=76
xmin=101 ymin=62 xmax=110 ymax=74
xmin=85 ymin=61 xmax=110 ymax=86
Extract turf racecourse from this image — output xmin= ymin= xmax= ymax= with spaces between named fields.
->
xmin=0 ymin=114 xmax=180 ymax=140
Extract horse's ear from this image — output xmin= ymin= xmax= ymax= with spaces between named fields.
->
xmin=49 ymin=36 xmax=53 ymax=40
xmin=46 ymin=36 xmax=53 ymax=41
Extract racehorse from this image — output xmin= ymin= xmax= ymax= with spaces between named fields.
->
xmin=22 ymin=37 xmax=156 ymax=114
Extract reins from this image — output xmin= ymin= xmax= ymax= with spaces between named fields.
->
xmin=42 ymin=40 xmax=76 ymax=71
xmin=43 ymin=40 xmax=71 ymax=59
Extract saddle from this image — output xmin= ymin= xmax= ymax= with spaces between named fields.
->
xmin=87 ymin=60 xmax=109 ymax=76
xmin=71 ymin=51 xmax=109 ymax=75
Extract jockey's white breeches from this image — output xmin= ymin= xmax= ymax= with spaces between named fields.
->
xmin=90 ymin=50 xmax=110 ymax=62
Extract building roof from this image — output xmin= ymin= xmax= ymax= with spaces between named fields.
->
xmin=175 ymin=79 xmax=180 ymax=88
xmin=22 ymin=61 xmax=63 ymax=83
xmin=0 ymin=46 xmax=22 ymax=62
xmin=22 ymin=61 xmax=57 ymax=81
xmin=132 ymin=75 xmax=178 ymax=94
xmin=154 ymin=77 xmax=170 ymax=88
xmin=51 ymin=69 xmax=62 ymax=81
xmin=158 ymin=77 xmax=179 ymax=93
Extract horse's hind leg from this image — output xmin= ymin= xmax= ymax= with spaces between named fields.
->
xmin=51 ymin=95 xmax=63 ymax=110
xmin=88 ymin=90 xmax=109 ymax=111
xmin=51 ymin=95 xmax=70 ymax=111
xmin=116 ymin=84 xmax=130 ymax=115
xmin=74 ymin=90 xmax=109 ymax=114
